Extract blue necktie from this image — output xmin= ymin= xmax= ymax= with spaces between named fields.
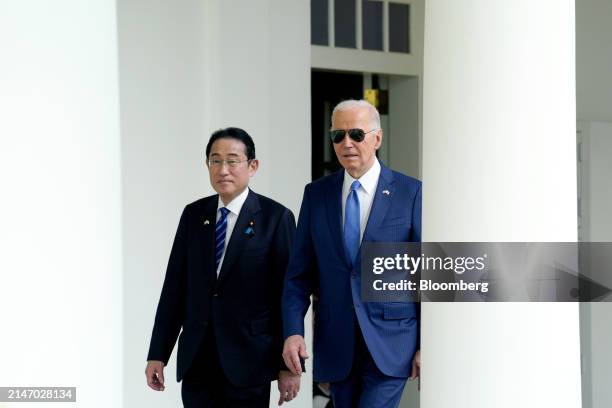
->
xmin=215 ymin=207 xmax=230 ymax=271
xmin=344 ymin=180 xmax=361 ymax=266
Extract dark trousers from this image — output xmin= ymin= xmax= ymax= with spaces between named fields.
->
xmin=181 ymin=328 xmax=270 ymax=408
xmin=329 ymin=322 xmax=407 ymax=408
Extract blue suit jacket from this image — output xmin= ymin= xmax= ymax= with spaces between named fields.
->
xmin=282 ymin=161 xmax=421 ymax=382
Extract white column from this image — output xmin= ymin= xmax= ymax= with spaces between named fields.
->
xmin=421 ymin=1 xmax=580 ymax=408
xmin=0 ymin=1 xmax=122 ymax=407
xmin=118 ymin=0 xmax=213 ymax=406
xmin=118 ymin=1 xmax=311 ymax=407
xmin=209 ymin=0 xmax=311 ymax=213
xmin=209 ymin=2 xmax=313 ymax=406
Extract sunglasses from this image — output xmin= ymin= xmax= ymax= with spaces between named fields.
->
xmin=330 ymin=128 xmax=379 ymax=144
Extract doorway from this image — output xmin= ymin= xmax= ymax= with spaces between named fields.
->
xmin=311 ymin=70 xmax=364 ymax=180
xmin=311 ymin=69 xmax=421 ymax=182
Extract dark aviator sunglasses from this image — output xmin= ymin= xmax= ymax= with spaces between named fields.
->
xmin=329 ymin=128 xmax=379 ymax=144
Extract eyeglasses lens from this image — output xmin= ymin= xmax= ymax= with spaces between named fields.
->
xmin=330 ymin=129 xmax=366 ymax=144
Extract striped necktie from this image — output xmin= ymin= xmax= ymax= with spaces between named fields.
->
xmin=215 ymin=207 xmax=230 ymax=272
xmin=344 ymin=180 xmax=361 ymax=266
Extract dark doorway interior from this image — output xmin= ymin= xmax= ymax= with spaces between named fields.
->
xmin=311 ymin=70 xmax=363 ymax=181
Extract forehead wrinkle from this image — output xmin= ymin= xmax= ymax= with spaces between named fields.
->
xmin=210 ymin=151 xmax=242 ymax=156
xmin=333 ymin=109 xmax=372 ymax=129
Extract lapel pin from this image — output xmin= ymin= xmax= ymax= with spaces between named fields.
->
xmin=245 ymin=220 xmax=255 ymax=236
xmin=382 ymin=190 xmax=390 ymax=196
xmin=202 ymin=218 xmax=210 ymax=225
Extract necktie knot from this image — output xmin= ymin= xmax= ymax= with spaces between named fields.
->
xmin=350 ymin=180 xmax=361 ymax=192
xmin=219 ymin=207 xmax=229 ymax=218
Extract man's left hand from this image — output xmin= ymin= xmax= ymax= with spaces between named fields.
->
xmin=409 ymin=349 xmax=421 ymax=390
xmin=277 ymin=370 xmax=300 ymax=405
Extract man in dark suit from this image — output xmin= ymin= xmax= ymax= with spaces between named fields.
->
xmin=282 ymin=100 xmax=421 ymax=408
xmin=146 ymin=127 xmax=300 ymax=407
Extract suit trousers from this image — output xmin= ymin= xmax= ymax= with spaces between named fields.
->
xmin=181 ymin=327 xmax=271 ymax=408
xmin=329 ymin=319 xmax=408 ymax=408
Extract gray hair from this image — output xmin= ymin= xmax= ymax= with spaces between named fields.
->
xmin=331 ymin=99 xmax=381 ymax=129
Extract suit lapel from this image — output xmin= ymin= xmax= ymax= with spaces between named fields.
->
xmin=362 ymin=162 xmax=395 ymax=241
xmin=198 ymin=197 xmax=219 ymax=282
xmin=216 ymin=190 xmax=261 ymax=289
xmin=325 ymin=170 xmax=351 ymax=268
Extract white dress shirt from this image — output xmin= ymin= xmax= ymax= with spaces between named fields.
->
xmin=216 ymin=187 xmax=250 ymax=275
xmin=341 ymin=159 xmax=381 ymax=243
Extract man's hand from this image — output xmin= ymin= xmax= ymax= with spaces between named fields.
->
xmin=282 ymin=335 xmax=308 ymax=376
xmin=277 ymin=370 xmax=300 ymax=405
xmin=409 ymin=350 xmax=421 ymax=390
xmin=145 ymin=360 xmax=166 ymax=391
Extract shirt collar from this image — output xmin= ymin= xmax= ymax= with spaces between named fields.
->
xmin=343 ymin=159 xmax=381 ymax=195
xmin=217 ymin=187 xmax=250 ymax=215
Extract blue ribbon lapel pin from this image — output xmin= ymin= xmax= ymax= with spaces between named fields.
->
xmin=245 ymin=220 xmax=255 ymax=236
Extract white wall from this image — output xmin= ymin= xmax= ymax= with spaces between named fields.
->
xmin=422 ymin=1 xmax=581 ymax=407
xmin=0 ymin=1 xmax=122 ymax=407
xmin=118 ymin=1 xmax=311 ymax=407
xmin=576 ymin=0 xmax=612 ymax=406
xmin=579 ymin=122 xmax=612 ymax=242
xmin=576 ymin=0 xmax=612 ymax=122
xmin=118 ymin=0 xmax=210 ymax=406
xmin=208 ymin=0 xmax=311 ymax=212
xmin=578 ymin=121 xmax=612 ymax=408
xmin=389 ymin=76 xmax=420 ymax=179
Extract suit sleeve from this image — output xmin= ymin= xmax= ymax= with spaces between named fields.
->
xmin=270 ymin=207 xmax=296 ymax=370
xmin=282 ymin=185 xmax=315 ymax=339
xmin=147 ymin=207 xmax=189 ymax=364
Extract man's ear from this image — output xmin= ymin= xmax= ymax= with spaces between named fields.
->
xmin=249 ymin=158 xmax=260 ymax=176
xmin=375 ymin=129 xmax=383 ymax=149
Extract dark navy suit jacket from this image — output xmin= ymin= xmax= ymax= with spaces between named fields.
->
xmin=148 ymin=190 xmax=295 ymax=386
xmin=282 ymin=161 xmax=421 ymax=382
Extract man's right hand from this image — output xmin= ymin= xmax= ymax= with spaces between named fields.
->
xmin=282 ymin=335 xmax=309 ymax=376
xmin=145 ymin=360 xmax=166 ymax=391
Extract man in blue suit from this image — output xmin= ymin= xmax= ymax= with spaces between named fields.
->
xmin=282 ymin=100 xmax=421 ymax=407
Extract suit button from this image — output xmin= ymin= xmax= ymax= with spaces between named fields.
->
xmin=213 ymin=293 xmax=218 ymax=297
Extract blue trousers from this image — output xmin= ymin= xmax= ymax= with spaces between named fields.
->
xmin=330 ymin=325 xmax=408 ymax=408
